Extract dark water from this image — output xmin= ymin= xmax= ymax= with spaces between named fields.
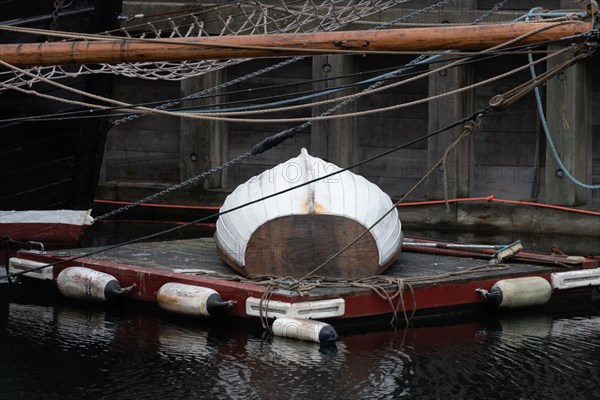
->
xmin=1 ymin=294 xmax=600 ymax=399
xmin=2 ymin=222 xmax=600 ymax=399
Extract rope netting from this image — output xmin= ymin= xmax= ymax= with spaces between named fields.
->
xmin=0 ymin=0 xmax=411 ymax=88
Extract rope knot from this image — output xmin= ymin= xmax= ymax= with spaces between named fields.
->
xmin=462 ymin=117 xmax=481 ymax=134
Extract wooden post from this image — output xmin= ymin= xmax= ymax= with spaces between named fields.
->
xmin=311 ymin=55 xmax=356 ymax=167
xmin=544 ymin=47 xmax=591 ymax=206
xmin=180 ymin=69 xmax=228 ymax=188
xmin=427 ymin=58 xmax=472 ymax=199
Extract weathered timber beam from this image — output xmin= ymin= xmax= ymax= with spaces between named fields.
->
xmin=0 ymin=21 xmax=591 ymax=67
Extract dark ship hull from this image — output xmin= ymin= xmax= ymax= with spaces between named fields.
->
xmin=0 ymin=0 xmax=121 ymax=247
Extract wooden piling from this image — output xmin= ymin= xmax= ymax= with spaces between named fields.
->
xmin=180 ymin=69 xmax=227 ymax=189
xmin=311 ymin=55 xmax=356 ymax=167
xmin=544 ymin=46 xmax=591 ymax=206
xmin=427 ymin=57 xmax=472 ymax=200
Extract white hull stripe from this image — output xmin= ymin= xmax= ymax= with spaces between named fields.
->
xmin=0 ymin=209 xmax=94 ymax=226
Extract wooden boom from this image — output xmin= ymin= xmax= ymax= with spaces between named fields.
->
xmin=0 ymin=21 xmax=592 ymax=67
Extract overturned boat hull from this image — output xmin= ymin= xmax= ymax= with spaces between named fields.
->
xmin=215 ymin=149 xmax=403 ymax=279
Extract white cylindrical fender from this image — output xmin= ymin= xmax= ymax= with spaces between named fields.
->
xmin=272 ymin=317 xmax=338 ymax=343
xmin=56 ymin=267 xmax=129 ymax=304
xmin=157 ymin=282 xmax=232 ymax=318
xmin=481 ymin=277 xmax=552 ymax=309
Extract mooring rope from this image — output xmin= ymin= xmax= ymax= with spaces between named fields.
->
xmin=442 ymin=118 xmax=481 ymax=210
xmin=183 ymin=263 xmax=509 ymax=326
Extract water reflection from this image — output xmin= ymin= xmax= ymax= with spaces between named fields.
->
xmin=1 ymin=298 xmax=599 ymax=399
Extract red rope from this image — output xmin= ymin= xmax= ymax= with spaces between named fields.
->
xmin=95 ymin=194 xmax=600 ymax=217
xmin=397 ymin=195 xmax=600 ymax=216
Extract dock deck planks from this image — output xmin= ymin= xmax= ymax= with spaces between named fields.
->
xmin=54 ymin=238 xmax=564 ymax=289
xmin=12 ymin=237 xmax=595 ymax=327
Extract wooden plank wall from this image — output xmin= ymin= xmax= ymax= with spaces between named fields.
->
xmin=102 ymin=77 xmax=181 ymax=183
xmin=99 ymin=0 xmax=600 ymax=209
xmin=471 ymin=55 xmax=542 ymax=201
xmin=353 ymin=55 xmax=429 ymax=200
xmin=221 ymin=58 xmax=313 ymax=188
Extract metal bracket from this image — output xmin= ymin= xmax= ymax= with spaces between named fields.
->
xmin=23 ymin=241 xmax=46 ymax=254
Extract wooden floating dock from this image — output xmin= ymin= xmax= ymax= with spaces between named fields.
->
xmin=10 ymin=238 xmax=600 ymax=329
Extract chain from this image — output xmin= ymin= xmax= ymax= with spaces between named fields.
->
xmin=473 ymin=0 xmax=509 ymax=25
xmin=376 ymin=0 xmax=455 ymax=28
xmin=48 ymin=0 xmax=65 ymax=33
xmin=112 ymin=56 xmax=303 ymax=126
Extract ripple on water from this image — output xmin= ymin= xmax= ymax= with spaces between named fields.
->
xmin=1 ymin=301 xmax=599 ymax=399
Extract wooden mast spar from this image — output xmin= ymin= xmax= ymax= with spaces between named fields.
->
xmin=0 ymin=20 xmax=594 ymax=67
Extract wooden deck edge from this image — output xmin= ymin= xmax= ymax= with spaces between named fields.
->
xmin=15 ymin=250 xmax=598 ymax=329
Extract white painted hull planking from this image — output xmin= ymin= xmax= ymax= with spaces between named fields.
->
xmin=215 ymin=148 xmax=402 ymax=278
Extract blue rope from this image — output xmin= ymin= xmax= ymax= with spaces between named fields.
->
xmin=185 ymin=67 xmax=414 ymax=114
xmin=514 ymin=11 xmax=587 ymax=21
xmin=526 ymin=8 xmax=600 ymax=190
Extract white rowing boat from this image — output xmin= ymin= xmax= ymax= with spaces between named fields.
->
xmin=215 ymin=148 xmax=402 ymax=278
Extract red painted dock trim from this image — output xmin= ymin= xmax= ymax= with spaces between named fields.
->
xmin=19 ymin=251 xmax=589 ymax=323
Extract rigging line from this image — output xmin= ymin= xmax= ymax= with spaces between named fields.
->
xmin=0 ymin=80 xmax=108 ymax=111
xmin=513 ymin=9 xmax=587 ymax=22
xmin=168 ymin=44 xmax=576 ymax=122
xmin=111 ymin=0 xmax=353 ymax=33
xmin=0 ymin=45 xmax=555 ymax=125
xmin=171 ymin=18 xmax=585 ymax=118
xmin=0 ymin=111 xmax=131 ymax=125
xmin=181 ymin=49 xmax=565 ymax=115
xmin=97 ymin=53 xmax=434 ymax=220
xmin=183 ymin=50 xmax=546 ymax=115
xmin=115 ymin=1 xmax=263 ymax=23
xmin=1 ymin=106 xmax=487 ymax=280
xmin=0 ymin=60 xmax=133 ymax=111
xmin=473 ymin=0 xmax=509 ymax=24
xmin=0 ymin=41 xmax=576 ymax=126
xmin=177 ymin=49 xmax=559 ymax=106
xmin=112 ymin=56 xmax=305 ymax=125
xmin=48 ymin=0 xmax=500 ymax=219
xmin=108 ymin=0 xmax=464 ymax=125
xmin=1 ymin=61 xmax=432 ymax=124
